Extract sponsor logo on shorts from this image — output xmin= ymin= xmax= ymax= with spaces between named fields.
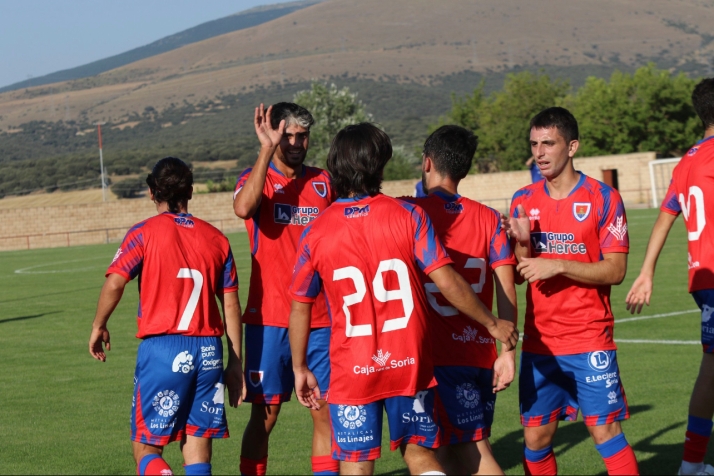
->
xmin=313 ymin=182 xmax=328 ymax=198
xmin=200 ymin=383 xmax=225 ymax=418
xmin=531 ymin=231 xmax=586 ymax=255
xmin=354 ymin=349 xmax=415 ymax=375
xmin=275 ymin=203 xmax=320 ymax=225
xmin=588 ymin=351 xmax=611 ymax=371
xmin=573 ymin=202 xmax=591 ymax=222
xmin=608 ymin=391 xmax=618 ymax=405
xmin=171 ymin=351 xmax=195 ymax=374
xmin=607 ymin=216 xmax=628 ymax=241
xmin=456 ymin=382 xmax=480 ymax=409
xmin=200 ymin=345 xmax=222 ymax=371
xmin=249 ymin=370 xmax=263 ymax=387
xmin=689 ymin=253 xmax=701 ymax=270
xmin=153 ymin=390 xmax=180 ymax=418
xmin=338 ymin=405 xmax=367 ymax=430
xmin=586 ymin=371 xmax=618 ymax=384
xmin=174 ymin=216 xmax=194 ymax=228
xmin=703 ymin=305 xmax=714 ymax=323
xmin=344 ymin=205 xmax=370 ymax=218
xmin=444 ymin=202 xmax=464 ymax=214
xmin=401 ymin=391 xmax=436 ymax=430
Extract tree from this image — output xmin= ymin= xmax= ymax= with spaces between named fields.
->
xmin=293 ymin=82 xmax=372 ymax=167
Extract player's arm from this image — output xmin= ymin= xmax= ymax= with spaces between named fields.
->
xmin=517 ymin=252 xmax=627 ymax=286
xmin=501 ymin=204 xmax=531 ymax=265
xmin=220 ymin=291 xmax=246 ymax=407
xmin=428 ymin=265 xmax=519 ymax=350
xmin=492 ymin=264 xmax=517 ymax=392
xmin=289 ymin=300 xmax=321 ymax=410
xmin=89 ymin=273 xmax=129 ymax=362
xmin=233 ymin=104 xmax=286 ymax=219
xmin=625 ymin=210 xmax=679 ymax=314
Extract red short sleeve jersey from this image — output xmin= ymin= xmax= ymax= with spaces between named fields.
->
xmin=289 ymin=194 xmax=453 ymax=405
xmin=107 ymin=213 xmax=238 ymax=339
xmin=234 ymin=162 xmax=335 ymax=328
xmin=660 ymin=136 xmax=714 ymax=292
xmin=405 ymin=192 xmax=516 ymax=368
xmin=510 ymin=174 xmax=629 ymax=356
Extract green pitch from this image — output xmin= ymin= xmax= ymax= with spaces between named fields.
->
xmin=0 ymin=207 xmax=706 ymax=474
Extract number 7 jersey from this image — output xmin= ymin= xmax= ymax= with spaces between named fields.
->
xmin=107 ymin=212 xmax=238 ymax=338
xmin=661 ymin=136 xmax=714 ymax=292
xmin=289 ymin=194 xmax=453 ymax=405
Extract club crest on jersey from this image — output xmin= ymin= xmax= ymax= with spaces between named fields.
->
xmin=444 ymin=202 xmax=464 ymax=214
xmin=249 ymin=370 xmax=264 ymax=387
xmin=344 ymin=205 xmax=370 ymax=218
xmin=312 ymin=182 xmax=327 ymax=198
xmin=573 ymin=202 xmax=591 ymax=222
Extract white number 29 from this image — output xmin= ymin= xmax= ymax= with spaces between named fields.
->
xmin=424 ymin=257 xmax=486 ymax=317
xmin=333 ymin=259 xmax=414 ymax=337
xmin=176 ymin=268 xmax=204 ymax=331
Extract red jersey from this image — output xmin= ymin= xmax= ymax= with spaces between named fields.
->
xmin=234 ymin=162 xmax=334 ymax=328
xmin=289 ymin=194 xmax=453 ymax=405
xmin=661 ymin=136 xmax=714 ymax=292
xmin=107 ymin=212 xmax=238 ymax=339
xmin=406 ymin=192 xmax=516 ymax=368
xmin=510 ymin=174 xmax=629 ymax=356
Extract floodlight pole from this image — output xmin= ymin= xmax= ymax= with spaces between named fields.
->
xmin=96 ymin=122 xmax=107 ymax=202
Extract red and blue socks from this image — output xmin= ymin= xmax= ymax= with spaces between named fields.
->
xmin=682 ymin=415 xmax=713 ymax=474
xmin=138 ymin=454 xmax=172 ymax=476
xmin=184 ymin=463 xmax=211 ymax=475
xmin=524 ymin=445 xmax=557 ymax=475
xmin=311 ymin=455 xmax=339 ymax=475
xmin=595 ymin=433 xmax=639 ymax=475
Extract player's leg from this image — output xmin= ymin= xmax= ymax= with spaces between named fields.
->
xmin=520 ymin=352 xmax=578 ymax=475
xmin=306 ymin=327 xmax=338 ymax=475
xmin=681 ymin=290 xmax=714 ymax=476
xmin=240 ymin=325 xmax=293 ymax=475
xmin=180 ymin=435 xmax=212 ymax=475
xmin=432 ymin=365 xmax=502 ymax=475
xmin=329 ymin=400 xmax=384 ymax=476
xmin=133 ymin=443 xmax=171 ymax=476
xmin=573 ymin=350 xmax=638 ymax=475
xmin=385 ymin=390 xmax=443 ymax=475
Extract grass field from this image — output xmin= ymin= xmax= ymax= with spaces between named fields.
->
xmin=0 ymin=206 xmax=708 ymax=474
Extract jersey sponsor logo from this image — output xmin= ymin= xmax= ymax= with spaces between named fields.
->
xmin=529 ymin=208 xmax=540 ymax=221
xmin=702 ymin=305 xmax=714 ymax=323
xmin=530 ymin=231 xmax=586 ymax=254
xmin=274 ymin=203 xmax=320 ymax=225
xmin=608 ymin=390 xmax=618 ymax=404
xmin=607 ymin=216 xmax=628 ymax=241
xmin=249 ymin=370 xmax=263 ymax=387
xmin=452 ymin=326 xmax=479 ymax=343
xmin=371 ymin=349 xmax=391 ymax=366
xmin=111 ymin=247 xmax=123 ymax=264
xmin=337 ymin=404 xmax=367 ymax=430
xmin=171 ymin=351 xmax=195 ymax=374
xmin=456 ymin=382 xmax=480 ymax=409
xmin=689 ymin=253 xmax=701 ymax=270
xmin=273 ymin=183 xmax=285 ymax=194
xmin=313 ymin=182 xmax=328 ymax=198
xmin=354 ymin=349 xmax=415 ymax=375
xmin=152 ymin=390 xmax=180 ymax=417
xmin=588 ymin=351 xmax=611 ymax=371
xmin=344 ymin=204 xmax=370 ymax=218
xmin=402 ymin=391 xmax=435 ymax=426
xmin=174 ymin=216 xmax=195 ymax=228
xmin=444 ymin=202 xmax=464 ymax=214
xmin=573 ymin=202 xmax=591 ymax=222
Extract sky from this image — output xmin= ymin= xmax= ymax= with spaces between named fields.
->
xmin=0 ymin=0 xmax=286 ymax=89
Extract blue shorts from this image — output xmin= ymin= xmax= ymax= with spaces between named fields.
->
xmin=329 ymin=389 xmax=440 ymax=462
xmin=434 ymin=366 xmax=496 ymax=445
xmin=132 ymin=335 xmax=228 ymax=445
xmin=693 ymin=289 xmax=714 ymax=353
xmin=519 ymin=351 xmax=629 ymax=427
xmin=244 ymin=324 xmax=330 ymax=404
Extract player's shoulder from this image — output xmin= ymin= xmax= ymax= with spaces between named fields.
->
xmin=304 ymin=165 xmax=331 ymax=181
xmin=580 ymin=174 xmax=622 ymax=202
xmin=511 ymin=181 xmax=543 ymax=202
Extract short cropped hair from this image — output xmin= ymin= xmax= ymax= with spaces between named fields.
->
xmin=146 ymin=157 xmax=193 ymax=213
xmin=692 ymin=78 xmax=714 ymax=129
xmin=423 ymin=125 xmax=478 ymax=181
xmin=327 ymin=123 xmax=392 ymax=198
xmin=270 ymin=102 xmax=315 ymax=130
xmin=530 ymin=107 xmax=579 ymax=143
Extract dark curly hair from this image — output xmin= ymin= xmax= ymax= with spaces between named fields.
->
xmin=423 ymin=125 xmax=478 ymax=181
xmin=146 ymin=157 xmax=193 ymax=213
xmin=693 ymin=78 xmax=714 ymax=129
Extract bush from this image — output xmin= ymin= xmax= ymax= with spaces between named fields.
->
xmin=111 ymin=177 xmax=147 ymax=199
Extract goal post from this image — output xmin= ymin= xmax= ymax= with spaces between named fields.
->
xmin=648 ymin=157 xmax=681 ymax=208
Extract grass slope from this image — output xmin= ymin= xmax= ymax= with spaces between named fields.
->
xmin=0 ymin=207 xmax=707 ymax=474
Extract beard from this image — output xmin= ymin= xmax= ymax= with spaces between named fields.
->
xmin=421 ymin=171 xmax=429 ymax=195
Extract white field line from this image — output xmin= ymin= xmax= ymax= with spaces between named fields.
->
xmin=614 ymin=309 xmax=700 ymax=323
xmin=615 ymin=339 xmax=699 ymax=345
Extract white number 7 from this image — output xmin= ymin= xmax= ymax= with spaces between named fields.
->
xmin=177 ymin=268 xmax=204 ymax=331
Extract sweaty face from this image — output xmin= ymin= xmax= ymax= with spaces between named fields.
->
xmin=529 ymin=127 xmax=578 ymax=180
xmin=276 ymin=124 xmax=310 ymax=167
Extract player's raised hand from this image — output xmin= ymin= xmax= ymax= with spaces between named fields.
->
xmin=501 ymin=204 xmax=531 ymax=245
xmin=492 ymin=352 xmax=515 ymax=393
xmin=225 ymin=358 xmax=247 ymax=408
xmin=254 ymin=103 xmax=285 ymax=149
xmin=625 ymin=274 xmax=653 ymax=314
xmin=89 ymin=326 xmax=111 ymax=362
xmin=488 ymin=318 xmax=519 ymax=351
xmin=294 ymin=368 xmax=321 ymax=410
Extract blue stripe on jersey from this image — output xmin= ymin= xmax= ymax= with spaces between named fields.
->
xmin=223 ymin=249 xmax=238 ymax=290
xmin=251 ymin=204 xmax=260 ymax=255
xmin=598 ymin=183 xmax=615 ymax=229
xmin=567 ymin=172 xmax=587 ymax=197
xmin=335 ymin=194 xmax=369 ymax=203
xmin=433 ymin=190 xmax=461 ymax=201
xmin=488 ymin=208 xmax=512 ymax=263
xmin=696 ymin=135 xmax=714 ymax=146
xmin=511 ymin=189 xmax=533 ymax=215
xmin=397 ymin=200 xmax=441 ymax=271
xmin=235 ymin=167 xmax=253 ymax=189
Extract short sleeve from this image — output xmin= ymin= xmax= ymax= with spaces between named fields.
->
xmin=488 ymin=209 xmax=516 ymax=268
xmin=598 ymin=189 xmax=629 ymax=253
xmin=233 ymin=168 xmax=252 ymax=199
xmin=289 ymin=228 xmax=322 ymax=302
xmin=221 ymin=247 xmax=239 ymax=293
xmin=660 ymin=179 xmax=681 ymax=216
xmin=106 ymin=222 xmax=146 ymax=280
xmin=408 ymin=205 xmax=452 ymax=274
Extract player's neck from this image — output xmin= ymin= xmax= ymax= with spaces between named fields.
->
xmin=155 ymin=201 xmax=187 ymax=214
xmin=426 ymin=182 xmax=458 ymax=197
xmin=544 ymin=166 xmax=580 ymax=200
xmin=271 ymin=157 xmax=303 ymax=179
xmin=704 ymin=126 xmax=714 ymax=141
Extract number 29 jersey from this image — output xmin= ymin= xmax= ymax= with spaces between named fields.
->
xmin=510 ymin=174 xmax=629 ymax=356
xmin=289 ymin=194 xmax=453 ymax=405
xmin=661 ymin=136 xmax=714 ymax=292
xmin=107 ymin=212 xmax=238 ymax=339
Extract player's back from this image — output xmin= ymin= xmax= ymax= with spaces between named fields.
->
xmin=109 ymin=212 xmax=237 ymax=338
xmin=292 ymin=193 xmax=452 ymax=404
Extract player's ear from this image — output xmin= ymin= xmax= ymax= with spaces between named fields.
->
xmin=188 ymin=186 xmax=193 ymax=200
xmin=422 ymin=155 xmax=432 ymax=173
xmin=568 ymin=139 xmax=580 ymax=158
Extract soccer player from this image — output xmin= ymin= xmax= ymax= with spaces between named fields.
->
xmin=625 ymin=78 xmax=714 ymax=476
xmin=502 ymin=107 xmax=639 ymax=475
xmin=405 ymin=125 xmax=518 ymax=475
xmin=89 ymin=157 xmax=245 ymax=476
xmin=288 ymin=123 xmax=519 ymax=476
xmin=233 ymin=103 xmax=336 ymax=476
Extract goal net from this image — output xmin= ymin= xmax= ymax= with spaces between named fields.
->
xmin=648 ymin=158 xmax=681 ymax=208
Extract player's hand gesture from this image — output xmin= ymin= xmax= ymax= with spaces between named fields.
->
xmin=625 ymin=274 xmax=653 ymax=314
xmin=225 ymin=358 xmax=247 ymax=408
xmin=501 ymin=204 xmax=531 ymax=246
xmin=488 ymin=318 xmax=519 ymax=352
xmin=254 ymin=103 xmax=285 ymax=149
xmin=89 ymin=325 xmax=111 ymax=362
xmin=517 ymin=257 xmax=561 ymax=282
xmin=492 ymin=352 xmax=515 ymax=393
xmin=294 ymin=368 xmax=321 ymax=410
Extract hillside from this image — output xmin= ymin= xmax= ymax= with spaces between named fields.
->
xmin=0 ymin=0 xmax=712 ymax=131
